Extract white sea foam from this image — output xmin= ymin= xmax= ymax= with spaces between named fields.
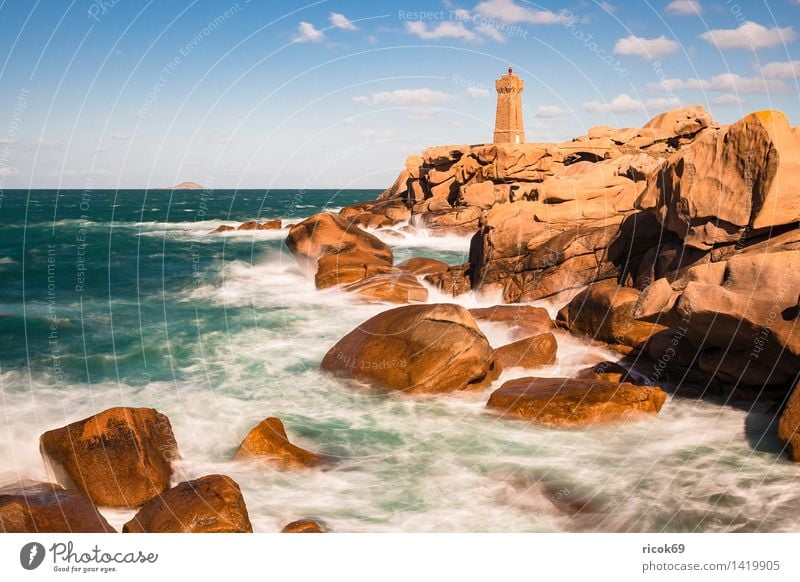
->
xmin=3 ymin=221 xmax=799 ymax=533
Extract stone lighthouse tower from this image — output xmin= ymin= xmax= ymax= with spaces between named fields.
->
xmin=493 ymin=66 xmax=525 ymax=144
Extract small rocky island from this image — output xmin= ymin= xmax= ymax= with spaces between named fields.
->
xmin=164 ymin=181 xmax=204 ymax=190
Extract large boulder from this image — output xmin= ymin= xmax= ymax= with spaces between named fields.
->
xmin=557 ymin=280 xmax=666 ymax=349
xmin=494 ymin=333 xmax=558 ymax=369
xmin=123 ymin=475 xmax=252 ymax=533
xmin=321 ymin=304 xmax=500 ymax=394
xmin=0 ymin=481 xmax=115 ymax=533
xmin=487 ymin=377 xmax=667 ymax=427
xmin=234 ymin=417 xmax=324 ymax=469
xmin=642 ymin=105 xmax=713 ymax=138
xmin=40 ymin=407 xmax=178 ymax=508
xmin=635 ymin=250 xmax=800 ymax=386
xmin=637 ymin=111 xmax=800 ymax=249
xmin=285 ymin=213 xmax=393 ymax=286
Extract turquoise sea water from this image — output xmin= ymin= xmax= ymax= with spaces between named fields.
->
xmin=1 ymin=189 xmax=799 ymax=532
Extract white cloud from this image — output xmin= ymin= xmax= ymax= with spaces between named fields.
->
xmin=330 ymin=12 xmax=357 ymax=31
xmin=360 ymin=128 xmax=396 ymax=140
xmin=474 ymin=0 xmax=563 ymax=24
xmin=36 ymin=138 xmax=63 ymax=149
xmin=475 ymin=23 xmax=506 ymax=42
xmin=614 ymin=35 xmax=679 ymax=59
xmin=466 ymin=87 xmax=490 ymax=99
xmin=599 ymin=2 xmax=618 ymax=13
xmin=406 ymin=108 xmax=438 ymax=121
xmin=700 ymin=21 xmax=796 ymax=50
xmin=372 ymin=89 xmax=451 ymax=106
xmin=342 ymin=117 xmax=356 ymax=125
xmin=645 ymin=97 xmax=682 ymax=109
xmin=665 ymin=0 xmax=702 ymax=15
xmin=405 ymin=21 xmax=477 ymax=41
xmin=292 ymin=21 xmax=324 ymax=43
xmin=651 ymin=73 xmax=788 ymax=93
xmin=582 ymin=93 xmax=644 ymax=114
xmin=762 ymin=60 xmax=800 ymax=78
xmin=0 ymin=166 xmax=17 ymax=176
xmin=353 ymin=95 xmax=369 ymax=105
xmin=711 ymin=93 xmax=743 ymax=106
xmin=534 ymin=105 xmax=567 ymax=118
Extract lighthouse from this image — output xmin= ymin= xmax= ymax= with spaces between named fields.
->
xmin=493 ymin=66 xmax=525 ymax=144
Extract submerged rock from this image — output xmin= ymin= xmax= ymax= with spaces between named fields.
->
xmin=487 ymin=377 xmax=667 ymax=427
xmin=123 ymin=474 xmax=252 ymax=533
xmin=281 ymin=518 xmax=326 ymax=533
xmin=469 ymin=304 xmax=554 ymax=339
xmin=343 ymin=273 xmax=428 ymax=304
xmin=40 ymin=407 xmax=178 ymax=508
xmin=321 ymin=304 xmax=499 ymax=394
xmin=234 ymin=417 xmax=324 ymax=469
xmin=396 ymin=257 xmax=450 ymax=276
xmin=0 ymin=481 xmax=115 ymax=533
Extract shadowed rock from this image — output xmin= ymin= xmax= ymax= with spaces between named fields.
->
xmin=0 ymin=481 xmax=115 ymax=533
xmin=123 ymin=474 xmax=252 ymax=533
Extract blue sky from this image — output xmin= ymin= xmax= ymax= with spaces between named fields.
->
xmin=0 ymin=0 xmax=798 ymax=189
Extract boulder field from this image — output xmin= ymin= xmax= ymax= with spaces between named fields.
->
xmin=303 ymin=105 xmax=800 ymax=460
xmin=4 ymin=407 xmax=318 ymax=533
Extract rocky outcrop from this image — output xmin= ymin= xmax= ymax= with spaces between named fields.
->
xmin=123 ymin=475 xmax=252 ymax=533
xmin=636 ymin=110 xmax=800 ymax=249
xmin=234 ymin=417 xmax=324 ymax=469
xmin=494 ymin=333 xmax=557 ymax=369
xmin=40 ymin=407 xmax=178 ymax=508
xmin=635 ymin=251 xmax=800 ymax=386
xmin=237 ymin=219 xmax=281 ymax=231
xmin=470 ymin=206 xmax=663 ymax=302
xmin=321 ymin=304 xmax=500 ymax=394
xmin=0 ymin=481 xmax=115 ymax=533
xmin=281 ymin=519 xmax=326 ymax=533
xmin=487 ymin=377 xmax=667 ymax=427
xmin=642 ymin=105 xmax=713 ymax=138
xmin=285 ymin=212 xmax=394 ymax=289
xmin=557 ymin=280 xmax=666 ymax=349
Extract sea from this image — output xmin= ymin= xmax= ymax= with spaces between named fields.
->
xmin=0 ymin=188 xmax=798 ymax=532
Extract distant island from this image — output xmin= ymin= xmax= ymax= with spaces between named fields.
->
xmin=161 ymin=181 xmax=204 ymax=190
